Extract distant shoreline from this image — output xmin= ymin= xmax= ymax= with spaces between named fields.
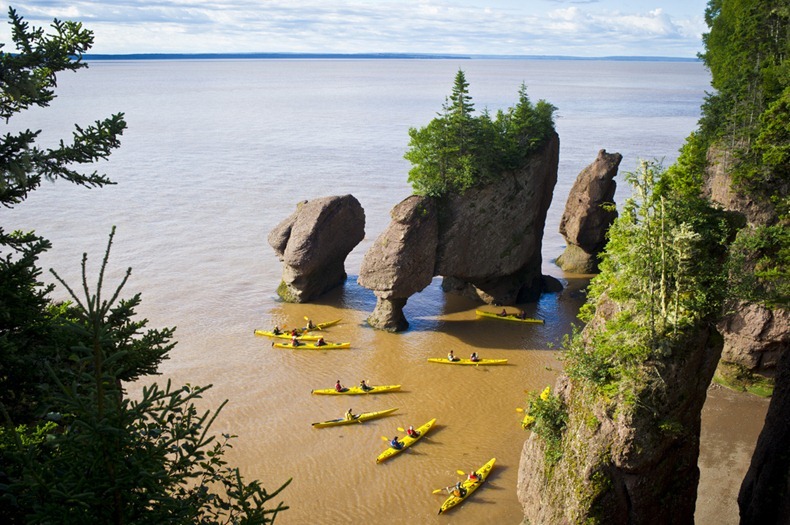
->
xmin=83 ymin=52 xmax=700 ymax=62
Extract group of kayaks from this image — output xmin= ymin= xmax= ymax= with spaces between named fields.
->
xmin=254 ymin=319 xmax=352 ymax=349
xmin=255 ymin=310 xmax=543 ymax=514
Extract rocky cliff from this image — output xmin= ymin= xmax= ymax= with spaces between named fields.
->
xmin=358 ymin=131 xmax=559 ymax=331
xmin=268 ymin=194 xmax=365 ymax=302
xmin=517 ymin=297 xmax=722 ymax=524
xmin=703 ymin=147 xmax=788 ymax=385
xmin=556 ymin=149 xmax=621 ymax=274
xmin=738 ymin=348 xmax=790 ymax=524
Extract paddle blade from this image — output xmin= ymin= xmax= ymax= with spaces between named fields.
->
xmin=397 ymin=427 xmax=405 ymax=432
xmin=432 ymin=488 xmax=443 ymax=494
xmin=381 ymin=436 xmax=389 ymax=441
xmin=516 ymin=407 xmax=524 ymax=412
xmin=456 ymin=470 xmax=466 ymax=476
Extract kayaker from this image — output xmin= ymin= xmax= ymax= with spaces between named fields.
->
xmin=315 ymin=337 xmax=326 ymax=347
xmin=468 ymin=470 xmax=480 ymax=482
xmin=470 ymin=352 xmax=480 ymax=362
xmin=344 ymin=408 xmax=355 ymax=421
xmin=335 ymin=380 xmax=347 ymax=392
xmin=290 ymin=335 xmax=301 ymax=346
xmin=516 ymin=310 xmax=527 ymax=320
xmin=359 ymin=379 xmax=373 ymax=391
xmin=390 ymin=436 xmax=404 ymax=450
xmin=497 ymin=308 xmax=508 ymax=317
xmin=406 ymin=425 xmax=420 ymax=438
xmin=305 ymin=318 xmax=315 ymax=330
xmin=452 ymin=482 xmax=467 ymax=498
xmin=447 ymin=350 xmax=460 ymax=362
xmin=272 ymin=326 xmax=281 ymax=335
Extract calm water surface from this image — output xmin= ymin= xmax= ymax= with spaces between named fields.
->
xmin=5 ymin=59 xmax=767 ymax=524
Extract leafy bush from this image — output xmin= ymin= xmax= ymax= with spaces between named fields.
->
xmin=523 ymin=386 xmax=568 ymax=464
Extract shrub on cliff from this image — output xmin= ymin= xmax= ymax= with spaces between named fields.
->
xmin=564 ymin=160 xmax=735 ymax=392
xmin=405 ymin=69 xmax=556 ymax=197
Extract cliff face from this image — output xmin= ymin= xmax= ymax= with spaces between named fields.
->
xmin=358 ymin=132 xmax=559 ymax=330
xmin=517 ymin=297 xmax=723 ymax=525
xmin=738 ymin=348 xmax=790 ymax=524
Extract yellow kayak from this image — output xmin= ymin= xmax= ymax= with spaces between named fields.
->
xmin=256 ymin=319 xmax=342 ymax=339
xmin=427 ymin=358 xmax=508 ymax=366
xmin=438 ymin=457 xmax=496 ymax=514
xmin=376 ymin=418 xmax=436 ymax=463
xmin=254 ymin=329 xmax=322 ymax=341
xmin=311 ymin=408 xmax=398 ymax=428
xmin=311 ymin=385 xmax=402 ymax=395
xmin=272 ymin=341 xmax=350 ymax=350
xmin=475 ymin=310 xmax=544 ymax=324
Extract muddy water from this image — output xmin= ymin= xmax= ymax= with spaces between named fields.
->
xmin=132 ymin=270 xmax=591 ymax=525
xmin=7 ymin=58 xmax=767 ymax=523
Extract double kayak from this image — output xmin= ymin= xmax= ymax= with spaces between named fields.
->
xmin=256 ymin=319 xmax=343 ymax=339
xmin=475 ymin=310 xmax=544 ymax=324
xmin=427 ymin=358 xmax=508 ymax=366
xmin=272 ymin=341 xmax=350 ymax=350
xmin=376 ymin=418 xmax=436 ymax=463
xmin=311 ymin=385 xmax=402 ymax=395
xmin=254 ymin=329 xmax=322 ymax=341
xmin=438 ymin=457 xmax=496 ymax=514
xmin=302 ymin=318 xmax=342 ymax=331
xmin=311 ymin=407 xmax=398 ymax=428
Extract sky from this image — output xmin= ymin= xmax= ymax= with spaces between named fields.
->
xmin=0 ymin=1 xmax=711 ymax=57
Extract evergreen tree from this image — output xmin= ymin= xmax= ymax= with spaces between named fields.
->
xmin=0 ymin=8 xmax=289 ymax=522
xmin=405 ymin=71 xmax=556 ymax=197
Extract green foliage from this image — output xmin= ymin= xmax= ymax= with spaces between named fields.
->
xmin=714 ymin=361 xmax=775 ymax=397
xmin=0 ymin=9 xmax=289 ymax=523
xmin=405 ymin=69 xmax=556 ymax=197
xmin=523 ymin=387 xmax=568 ymax=465
xmin=727 ymin=223 xmax=790 ymax=307
xmin=564 ymin=160 xmax=734 ymax=390
xmin=698 ymin=0 xmax=789 ymax=208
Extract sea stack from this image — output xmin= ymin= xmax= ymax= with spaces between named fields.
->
xmin=268 ymin=194 xmax=365 ymax=302
xmin=556 ymin=149 xmax=622 ymax=273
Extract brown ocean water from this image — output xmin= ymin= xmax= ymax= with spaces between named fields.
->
xmin=5 ymin=58 xmax=767 ymax=524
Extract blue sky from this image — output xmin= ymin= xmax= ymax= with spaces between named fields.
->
xmin=1 ymin=1 xmax=710 ymax=57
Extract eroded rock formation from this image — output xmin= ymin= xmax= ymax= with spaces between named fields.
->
xmin=357 ymin=196 xmax=438 ymax=331
xmin=268 ymin=194 xmax=365 ymax=302
xmin=556 ymin=149 xmax=622 ymax=273
xmin=718 ymin=301 xmax=790 ymax=375
xmin=517 ymin=296 xmax=722 ymax=524
xmin=358 ymin=132 xmax=559 ymax=331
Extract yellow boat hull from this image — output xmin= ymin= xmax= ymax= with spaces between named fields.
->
xmin=311 ymin=408 xmax=398 ymax=428
xmin=376 ymin=418 xmax=436 ymax=463
xmin=438 ymin=457 xmax=496 ymax=514
xmin=475 ymin=310 xmax=544 ymax=324
xmin=311 ymin=385 xmax=401 ymax=395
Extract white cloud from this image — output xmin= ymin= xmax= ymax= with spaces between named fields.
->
xmin=0 ymin=0 xmax=708 ymax=57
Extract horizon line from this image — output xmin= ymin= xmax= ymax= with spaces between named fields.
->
xmin=83 ymin=52 xmax=701 ymax=62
